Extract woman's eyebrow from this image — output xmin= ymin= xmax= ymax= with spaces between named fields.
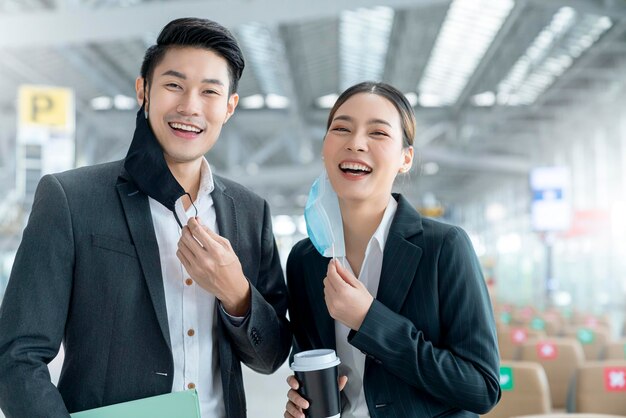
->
xmin=332 ymin=115 xmax=392 ymax=127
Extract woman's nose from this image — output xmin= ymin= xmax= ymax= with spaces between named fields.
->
xmin=345 ymin=133 xmax=367 ymax=152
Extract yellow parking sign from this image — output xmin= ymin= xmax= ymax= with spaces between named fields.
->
xmin=18 ymin=85 xmax=74 ymax=131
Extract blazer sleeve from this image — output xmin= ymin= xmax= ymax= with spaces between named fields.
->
xmin=220 ymin=200 xmax=291 ymax=374
xmin=0 ymin=175 xmax=73 ymax=418
xmin=348 ymin=226 xmax=501 ymax=414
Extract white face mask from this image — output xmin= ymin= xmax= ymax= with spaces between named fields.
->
xmin=304 ymin=170 xmax=346 ymax=258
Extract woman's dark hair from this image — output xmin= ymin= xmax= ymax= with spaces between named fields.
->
xmin=140 ymin=17 xmax=245 ymax=95
xmin=326 ymin=81 xmax=416 ymax=148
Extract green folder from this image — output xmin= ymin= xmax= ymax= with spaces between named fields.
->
xmin=70 ymin=390 xmax=200 ymax=418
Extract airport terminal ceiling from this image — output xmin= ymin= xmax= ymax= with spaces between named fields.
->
xmin=0 ymin=0 xmax=625 ymax=220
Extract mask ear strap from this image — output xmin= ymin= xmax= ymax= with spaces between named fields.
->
xmin=185 ymin=192 xmax=199 ymax=218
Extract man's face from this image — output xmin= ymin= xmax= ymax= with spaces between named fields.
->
xmin=136 ymin=47 xmax=238 ymax=168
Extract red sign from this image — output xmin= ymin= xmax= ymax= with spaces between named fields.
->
xmin=604 ymin=367 xmax=626 ymax=391
xmin=511 ymin=328 xmax=527 ymax=344
xmin=537 ymin=342 xmax=558 ymax=359
xmin=563 ymin=209 xmax=610 ymax=238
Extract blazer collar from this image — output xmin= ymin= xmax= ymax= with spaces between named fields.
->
xmin=375 ymin=194 xmax=424 ymax=313
xmin=116 ymin=168 xmax=171 ymax=349
xmin=211 ymin=176 xmax=239 ymax=253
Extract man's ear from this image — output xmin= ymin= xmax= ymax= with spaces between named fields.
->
xmin=135 ymin=76 xmax=146 ymax=107
xmin=223 ymin=93 xmax=239 ymax=124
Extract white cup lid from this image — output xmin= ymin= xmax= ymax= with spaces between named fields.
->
xmin=290 ymin=349 xmax=341 ymax=372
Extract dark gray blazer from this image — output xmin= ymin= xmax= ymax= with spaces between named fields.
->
xmin=287 ymin=194 xmax=501 ymax=417
xmin=0 ymin=160 xmax=291 ymax=418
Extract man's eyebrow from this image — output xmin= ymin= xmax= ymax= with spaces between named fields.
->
xmin=161 ymin=70 xmax=186 ymax=79
xmin=160 ymin=70 xmax=224 ymax=86
xmin=332 ymin=115 xmax=392 ymax=127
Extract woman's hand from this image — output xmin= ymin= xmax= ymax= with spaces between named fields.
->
xmin=323 ymin=259 xmax=374 ymax=330
xmin=284 ymin=374 xmax=348 ymax=418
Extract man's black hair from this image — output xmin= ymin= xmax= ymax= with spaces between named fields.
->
xmin=140 ymin=17 xmax=245 ymax=95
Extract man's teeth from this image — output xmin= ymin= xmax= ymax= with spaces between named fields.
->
xmin=170 ymin=122 xmax=201 ymax=133
xmin=340 ymin=162 xmax=372 ymax=172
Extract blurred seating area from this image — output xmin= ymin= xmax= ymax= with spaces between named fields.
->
xmin=483 ymin=304 xmax=626 ymax=417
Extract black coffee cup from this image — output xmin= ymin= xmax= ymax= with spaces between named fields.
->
xmin=291 ymin=349 xmax=341 ymax=418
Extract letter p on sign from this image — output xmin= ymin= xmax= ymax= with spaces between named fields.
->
xmin=18 ymin=85 xmax=74 ymax=132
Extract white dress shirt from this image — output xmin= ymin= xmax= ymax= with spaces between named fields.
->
xmin=334 ymin=196 xmax=398 ymax=418
xmin=148 ymin=158 xmax=225 ymax=418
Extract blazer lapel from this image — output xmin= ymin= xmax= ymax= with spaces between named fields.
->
xmin=116 ymin=171 xmax=171 ymax=349
xmin=211 ymin=177 xmax=239 ymax=253
xmin=376 ymin=194 xmax=423 ymax=313
xmin=308 ymin=254 xmax=336 ymax=349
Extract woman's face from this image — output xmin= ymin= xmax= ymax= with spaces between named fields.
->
xmin=322 ymin=92 xmax=413 ymax=205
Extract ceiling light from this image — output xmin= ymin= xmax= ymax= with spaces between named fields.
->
xmin=404 ymin=92 xmax=418 ymax=107
xmin=418 ymin=0 xmax=514 ymax=106
xmin=240 ymin=94 xmax=265 ymax=110
xmin=273 ymin=215 xmax=296 ymax=236
xmin=471 ymin=91 xmax=496 ymax=107
xmin=422 ymin=162 xmax=439 ymax=175
xmin=90 ymin=96 xmax=112 ymax=111
xmin=418 ymin=93 xmax=443 ymax=108
xmin=497 ymin=7 xmax=612 ymax=105
xmin=238 ymin=22 xmax=287 ymax=97
xmin=340 ymin=6 xmax=394 ymax=89
xmin=113 ymin=94 xmax=136 ymax=110
xmin=265 ymin=94 xmax=289 ymax=109
xmin=315 ymin=93 xmax=339 ymax=109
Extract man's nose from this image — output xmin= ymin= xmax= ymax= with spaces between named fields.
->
xmin=176 ymin=93 xmax=201 ymax=116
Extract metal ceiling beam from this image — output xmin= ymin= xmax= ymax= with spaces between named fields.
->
xmin=54 ymin=46 xmax=126 ymax=96
xmin=533 ymin=19 xmax=626 ymax=110
xmin=223 ymin=145 xmax=530 ymax=189
xmin=526 ymin=0 xmax=626 ymax=19
xmin=420 ymin=147 xmax=530 ymax=174
xmin=0 ymin=0 xmax=448 ymax=49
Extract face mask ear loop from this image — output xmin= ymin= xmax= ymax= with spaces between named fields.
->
xmin=173 ymin=211 xmax=184 ymax=229
xmin=185 ymin=192 xmax=199 ymax=219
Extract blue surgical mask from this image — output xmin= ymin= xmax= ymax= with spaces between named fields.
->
xmin=304 ymin=170 xmax=345 ymax=258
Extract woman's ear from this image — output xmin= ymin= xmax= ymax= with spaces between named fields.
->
xmin=400 ymin=146 xmax=414 ymax=173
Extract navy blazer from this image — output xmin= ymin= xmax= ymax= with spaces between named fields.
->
xmin=0 ymin=160 xmax=291 ymax=418
xmin=287 ymin=194 xmax=500 ymax=417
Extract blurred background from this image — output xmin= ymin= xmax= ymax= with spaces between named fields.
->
xmin=1 ymin=0 xmax=626 ymax=416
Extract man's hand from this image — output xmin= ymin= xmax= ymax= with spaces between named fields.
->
xmin=323 ymin=259 xmax=374 ymax=331
xmin=177 ymin=217 xmax=251 ymax=316
xmin=284 ymin=374 xmax=348 ymax=418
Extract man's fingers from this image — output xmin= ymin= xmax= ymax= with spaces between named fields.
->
xmin=186 ymin=218 xmax=221 ymax=250
xmin=287 ymin=389 xmax=309 ymax=409
xmin=176 ymin=248 xmax=192 ymax=268
xmin=196 ymin=218 xmax=230 ymax=246
xmin=177 ymin=239 xmax=197 ymax=263
xmin=192 ymin=217 xmax=232 ymax=249
xmin=180 ymin=226 xmax=206 ymax=254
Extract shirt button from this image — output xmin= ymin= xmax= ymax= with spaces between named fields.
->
xmin=187 ymin=382 xmax=196 ymax=389
xmin=185 ymin=278 xmax=193 ymax=286
xmin=187 ymin=329 xmax=195 ymax=337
